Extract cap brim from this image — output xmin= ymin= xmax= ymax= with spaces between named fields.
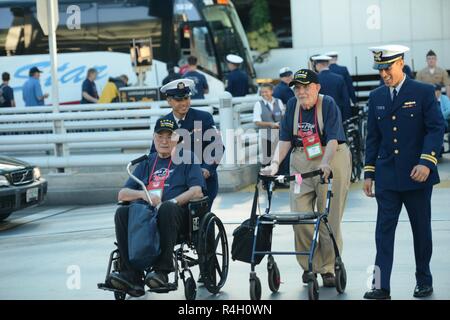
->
xmin=280 ymin=72 xmax=293 ymax=77
xmin=154 ymin=128 xmax=175 ymax=133
xmin=373 ymin=62 xmax=394 ymax=70
xmin=168 ymin=93 xmax=190 ymax=99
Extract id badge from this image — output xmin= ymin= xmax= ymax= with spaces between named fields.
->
xmin=147 ymin=180 xmax=164 ymax=199
xmin=302 ymin=134 xmax=323 ymax=160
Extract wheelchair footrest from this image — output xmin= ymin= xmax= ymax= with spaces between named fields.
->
xmin=148 ymin=282 xmax=177 ymax=293
xmin=97 ymin=282 xmax=125 ymax=294
xmin=261 ymin=211 xmax=319 ymax=223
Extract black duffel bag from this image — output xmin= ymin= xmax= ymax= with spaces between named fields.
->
xmin=231 ymin=183 xmax=273 ymax=265
xmin=127 ymin=201 xmax=160 ymax=270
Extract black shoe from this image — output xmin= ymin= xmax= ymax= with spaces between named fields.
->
xmin=363 ymin=288 xmax=391 ymax=300
xmin=145 ymin=271 xmax=169 ymax=289
xmin=413 ymin=285 xmax=433 ymax=298
xmin=108 ymin=272 xmax=145 ymax=297
xmin=197 ymin=274 xmax=204 ymax=284
xmin=302 ymin=271 xmax=317 ymax=284
xmin=321 ymin=273 xmax=336 ymax=287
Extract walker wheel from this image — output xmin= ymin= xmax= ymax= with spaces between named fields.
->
xmin=335 ymin=261 xmax=347 ymax=294
xmin=307 ymin=278 xmax=319 ymax=300
xmin=268 ymin=262 xmax=281 ymax=293
xmin=249 ymin=276 xmax=262 ymax=300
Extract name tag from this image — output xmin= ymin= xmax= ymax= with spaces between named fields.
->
xmin=376 ymin=105 xmax=385 ymax=110
xmin=148 ymin=188 xmax=162 ymax=198
xmin=306 ymin=144 xmax=323 ymax=158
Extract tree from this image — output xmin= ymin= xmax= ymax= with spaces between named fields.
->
xmin=247 ymin=0 xmax=278 ymax=54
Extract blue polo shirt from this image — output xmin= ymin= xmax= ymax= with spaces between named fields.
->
xmin=280 ymin=95 xmax=346 ymax=145
xmin=273 ymin=81 xmax=295 ymax=105
xmin=81 ymin=79 xmax=98 ymax=104
xmin=22 ymin=77 xmax=44 ymax=106
xmin=124 ymin=152 xmax=206 ymax=203
xmin=182 ymin=70 xmax=208 ymax=99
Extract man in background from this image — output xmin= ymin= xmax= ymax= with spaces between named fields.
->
xmin=0 ymin=72 xmax=15 ymax=107
xmin=416 ymin=50 xmax=450 ymax=94
xmin=22 ymin=66 xmax=48 ymax=107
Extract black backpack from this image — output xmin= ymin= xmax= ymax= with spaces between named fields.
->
xmin=0 ymin=84 xmax=6 ymax=105
xmin=231 ymin=183 xmax=273 ymax=265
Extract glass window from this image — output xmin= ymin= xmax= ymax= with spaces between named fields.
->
xmin=203 ymin=5 xmax=255 ymax=78
xmin=191 ymin=26 xmax=217 ymax=75
xmin=174 ymin=0 xmax=201 ymax=21
xmin=98 ymin=0 xmax=160 ymax=54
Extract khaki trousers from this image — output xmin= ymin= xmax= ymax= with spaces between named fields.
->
xmin=290 ymin=144 xmax=351 ymax=274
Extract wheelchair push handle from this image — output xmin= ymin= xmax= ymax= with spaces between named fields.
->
xmin=126 ymin=154 xmax=153 ymax=206
xmin=130 ymin=154 xmax=148 ymax=166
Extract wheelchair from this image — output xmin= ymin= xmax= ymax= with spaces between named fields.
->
xmin=247 ymin=170 xmax=347 ymax=300
xmin=97 ymin=155 xmax=229 ymax=300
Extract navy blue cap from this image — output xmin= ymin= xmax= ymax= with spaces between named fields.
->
xmin=289 ymin=69 xmax=319 ymax=86
xmin=154 ymin=118 xmax=178 ymax=133
xmin=29 ymin=66 xmax=43 ymax=75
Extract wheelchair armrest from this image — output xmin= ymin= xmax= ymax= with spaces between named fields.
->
xmin=188 ymin=196 xmax=210 ymax=218
xmin=188 ymin=196 xmax=210 ymax=206
xmin=117 ymin=201 xmax=130 ymax=206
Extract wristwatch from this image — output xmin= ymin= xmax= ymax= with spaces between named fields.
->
xmin=170 ymin=198 xmax=178 ymax=205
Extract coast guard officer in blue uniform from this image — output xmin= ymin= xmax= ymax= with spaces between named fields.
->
xmin=312 ymin=55 xmax=352 ymax=121
xmin=225 ymin=54 xmax=249 ymax=97
xmin=325 ymin=51 xmax=357 ymax=107
xmin=363 ymin=45 xmax=446 ymax=300
xmin=273 ymin=67 xmax=295 ymax=105
xmin=152 ymin=79 xmax=224 ymax=210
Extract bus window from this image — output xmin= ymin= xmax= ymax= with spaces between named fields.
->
xmin=0 ymin=5 xmax=42 ymax=56
xmin=174 ymin=0 xmax=202 ymax=21
xmin=202 ymin=4 xmax=255 ymax=80
xmin=57 ymin=1 xmax=98 ymax=53
xmin=0 ymin=6 xmax=24 ymax=56
xmin=191 ymin=26 xmax=217 ymax=75
xmin=98 ymin=0 xmax=161 ymax=55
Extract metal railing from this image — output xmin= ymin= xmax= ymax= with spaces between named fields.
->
xmin=0 ymin=94 xmax=261 ymax=169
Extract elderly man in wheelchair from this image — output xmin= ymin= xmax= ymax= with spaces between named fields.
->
xmin=101 ymin=118 xmax=229 ymax=300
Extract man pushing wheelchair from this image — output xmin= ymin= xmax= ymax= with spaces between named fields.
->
xmin=108 ymin=118 xmax=206 ymax=297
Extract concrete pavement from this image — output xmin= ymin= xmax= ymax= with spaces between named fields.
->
xmin=1 ymin=155 xmax=450 ymax=300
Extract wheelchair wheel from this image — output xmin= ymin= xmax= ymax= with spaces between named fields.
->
xmin=114 ymin=292 xmax=126 ymax=300
xmin=197 ymin=212 xmax=229 ymax=294
xmin=307 ymin=278 xmax=319 ymax=300
xmin=335 ymin=260 xmax=347 ymax=294
xmin=267 ymin=258 xmax=280 ymax=293
xmin=184 ymin=277 xmax=197 ymax=300
xmin=250 ymin=276 xmax=262 ymax=300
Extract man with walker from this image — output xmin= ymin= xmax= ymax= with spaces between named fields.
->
xmin=261 ymin=69 xmax=351 ymax=287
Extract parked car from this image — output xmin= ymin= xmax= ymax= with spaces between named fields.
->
xmin=0 ymin=156 xmax=47 ymax=221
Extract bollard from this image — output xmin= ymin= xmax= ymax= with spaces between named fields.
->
xmin=218 ymin=91 xmax=235 ymax=168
